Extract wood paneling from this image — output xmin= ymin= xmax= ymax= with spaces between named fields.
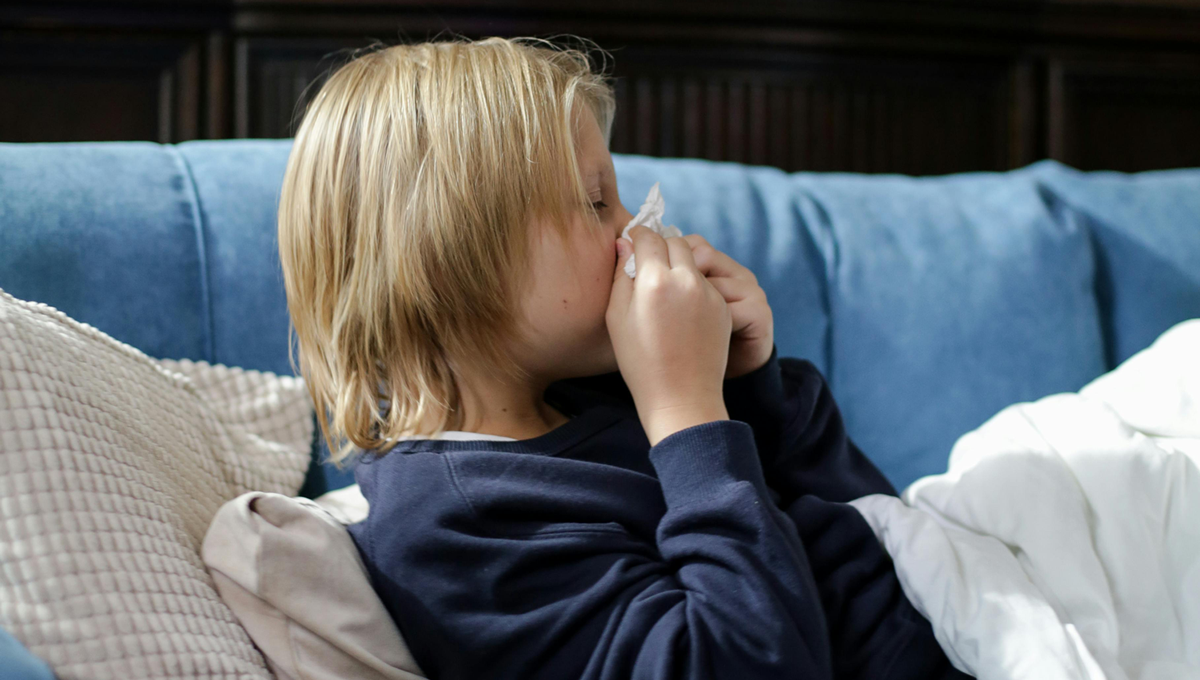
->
xmin=235 ymin=37 xmax=364 ymax=138
xmin=0 ymin=33 xmax=205 ymax=142
xmin=3 ymin=0 xmax=1200 ymax=174
xmin=1049 ymin=53 xmax=1200 ymax=171
xmin=604 ymin=48 xmax=1017 ymax=174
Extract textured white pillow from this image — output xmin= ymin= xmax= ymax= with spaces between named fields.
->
xmin=0 ymin=288 xmax=313 ymax=679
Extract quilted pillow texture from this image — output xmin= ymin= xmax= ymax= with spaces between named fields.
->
xmin=202 ymin=487 xmax=425 ymax=680
xmin=0 ymin=288 xmax=312 ymax=679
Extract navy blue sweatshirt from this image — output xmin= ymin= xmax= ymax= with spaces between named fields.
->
xmin=348 ymin=346 xmax=970 ymax=680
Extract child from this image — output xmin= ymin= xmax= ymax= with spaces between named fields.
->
xmin=278 ymin=36 xmax=972 ymax=680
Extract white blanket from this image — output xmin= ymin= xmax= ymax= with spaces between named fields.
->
xmin=851 ymin=319 xmax=1200 ymax=680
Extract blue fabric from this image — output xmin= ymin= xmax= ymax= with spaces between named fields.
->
xmin=0 ymin=142 xmax=209 ymax=362
xmin=3 ymin=141 xmax=1199 ymax=495
xmin=348 ymin=349 xmax=968 ymax=680
xmin=0 ymin=628 xmax=54 ymax=680
xmin=178 ymin=141 xmax=296 ymax=376
xmin=793 ymin=165 xmax=1107 ymax=489
xmin=1029 ymin=161 xmax=1200 ymax=368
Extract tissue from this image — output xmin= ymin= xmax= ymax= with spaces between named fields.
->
xmin=620 ymin=182 xmax=682 ymax=279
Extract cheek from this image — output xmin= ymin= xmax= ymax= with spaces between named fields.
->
xmin=563 ymin=237 xmax=617 ymax=317
xmin=536 ymin=220 xmax=619 ymax=322
xmin=588 ymin=235 xmax=617 ymax=289
xmin=589 ymin=241 xmax=619 ymax=312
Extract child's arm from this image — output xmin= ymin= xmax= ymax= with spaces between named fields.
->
xmin=615 ymin=419 xmax=835 ymax=679
xmin=353 ymin=420 xmax=837 ymax=680
xmin=723 ymin=343 xmax=898 ymax=505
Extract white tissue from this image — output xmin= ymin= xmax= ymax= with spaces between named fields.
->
xmin=620 ymin=182 xmax=683 ymax=279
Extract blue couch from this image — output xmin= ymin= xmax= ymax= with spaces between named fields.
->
xmin=2 ymin=140 xmax=1200 ymax=675
xmin=4 ymin=141 xmax=1200 ymax=495
xmin=3 ymin=141 xmax=1200 ymax=495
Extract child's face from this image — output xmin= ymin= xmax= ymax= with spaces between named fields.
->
xmin=516 ymin=107 xmax=635 ymax=382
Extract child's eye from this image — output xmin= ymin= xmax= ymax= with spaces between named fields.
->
xmin=592 ymin=201 xmax=608 ymax=211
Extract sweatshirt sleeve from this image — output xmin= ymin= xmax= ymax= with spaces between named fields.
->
xmin=722 ymin=344 xmax=897 ymax=505
xmin=354 ymin=420 xmax=837 ymax=680
xmin=636 ymin=419 xmax=835 ymax=680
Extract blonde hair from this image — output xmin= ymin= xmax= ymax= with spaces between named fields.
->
xmin=278 ymin=35 xmax=616 ymax=465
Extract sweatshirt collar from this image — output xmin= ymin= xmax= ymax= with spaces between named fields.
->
xmin=381 ymin=403 xmax=627 ymax=456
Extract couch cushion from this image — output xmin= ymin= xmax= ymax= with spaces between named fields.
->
xmin=0 ymin=142 xmax=209 ymax=362
xmin=1030 ymin=161 xmax=1200 ymax=368
xmin=797 ymin=167 xmax=1107 ymax=490
xmin=178 ymin=140 xmax=295 ymax=377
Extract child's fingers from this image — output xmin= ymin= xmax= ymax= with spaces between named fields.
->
xmin=706 ymin=276 xmax=769 ymax=336
xmin=665 ymin=236 xmax=698 ymax=272
xmin=628 ymin=224 xmax=670 ymax=274
xmin=704 ymin=275 xmax=755 ymax=302
xmin=683 ymin=234 xmax=757 ymax=283
xmin=610 ymin=237 xmax=635 ymax=300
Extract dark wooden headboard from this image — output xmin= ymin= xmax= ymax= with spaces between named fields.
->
xmin=4 ymin=0 xmax=1200 ymax=174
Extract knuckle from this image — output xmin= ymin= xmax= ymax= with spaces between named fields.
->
xmin=639 ymin=269 xmax=667 ymax=291
xmin=662 ymin=271 xmax=697 ymax=296
xmin=688 ymin=276 xmax=713 ymax=300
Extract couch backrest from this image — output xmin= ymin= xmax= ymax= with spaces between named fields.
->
xmin=3 ymin=140 xmax=1198 ymax=493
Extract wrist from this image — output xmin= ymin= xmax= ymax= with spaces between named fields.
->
xmin=725 ymin=343 xmax=779 ymax=383
xmin=725 ymin=339 xmax=776 ymax=379
xmin=643 ymin=401 xmax=730 ymax=447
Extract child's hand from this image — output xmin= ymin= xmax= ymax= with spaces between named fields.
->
xmin=681 ymin=234 xmax=775 ymax=379
xmin=608 ymin=225 xmax=732 ymax=446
